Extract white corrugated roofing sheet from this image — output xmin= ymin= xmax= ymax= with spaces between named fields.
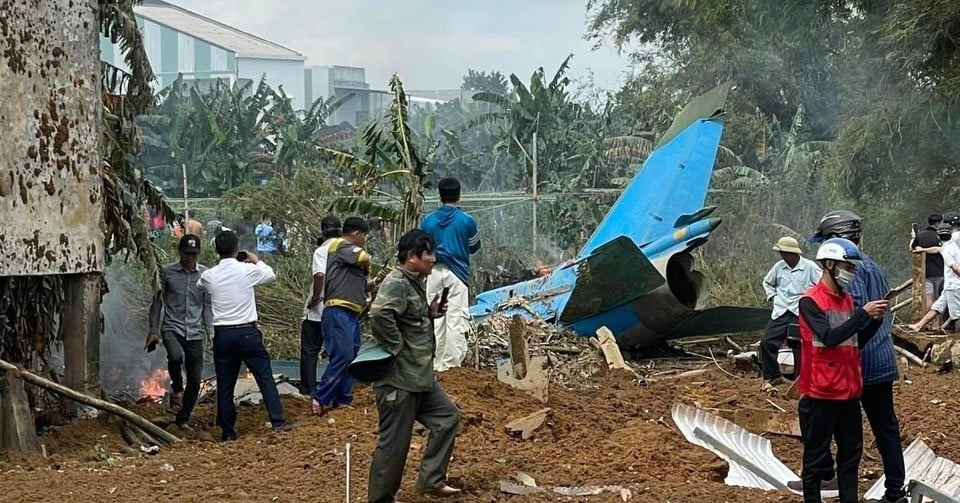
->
xmin=135 ymin=3 xmax=304 ymax=60
xmin=864 ymin=438 xmax=960 ymax=501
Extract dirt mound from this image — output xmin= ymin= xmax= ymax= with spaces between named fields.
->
xmin=1 ymin=364 xmax=958 ymax=502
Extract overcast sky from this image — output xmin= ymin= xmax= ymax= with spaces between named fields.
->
xmin=169 ymin=0 xmax=633 ymax=91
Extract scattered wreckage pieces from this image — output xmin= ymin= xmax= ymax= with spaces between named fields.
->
xmin=504 ymin=407 xmax=552 ymax=440
xmin=864 ymin=438 xmax=960 ymax=502
xmin=595 ymin=327 xmax=629 ymax=371
xmin=671 ymin=403 xmax=816 ymax=496
xmin=498 ymin=475 xmax=633 ymax=501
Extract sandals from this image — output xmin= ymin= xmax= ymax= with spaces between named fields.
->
xmin=168 ymin=392 xmax=183 ymax=413
xmin=311 ymin=399 xmax=327 ymax=417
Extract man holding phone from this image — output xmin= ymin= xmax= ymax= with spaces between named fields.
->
xmin=420 ymin=178 xmax=481 ymax=372
xmin=367 ymin=229 xmax=461 ymax=502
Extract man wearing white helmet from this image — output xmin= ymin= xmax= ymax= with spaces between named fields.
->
xmin=804 ymin=211 xmax=906 ymax=503
xmin=760 ymin=236 xmax=821 ymax=390
xmin=792 ymin=237 xmax=889 ymax=503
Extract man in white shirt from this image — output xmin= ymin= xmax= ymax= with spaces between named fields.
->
xmin=760 ymin=236 xmax=822 ymax=389
xmin=198 ymin=230 xmax=296 ymax=441
xmin=298 ymin=215 xmax=341 ymax=395
xmin=940 ymin=214 xmax=960 ymax=333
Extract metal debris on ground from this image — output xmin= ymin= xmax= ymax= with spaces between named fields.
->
xmin=497 ymin=481 xmax=631 ymax=500
xmin=670 ymin=403 xmax=824 ymax=496
xmin=504 ymin=408 xmax=552 ymax=440
xmin=864 ymin=438 xmax=960 ymax=501
xmin=472 ymin=311 xmax=645 ymax=391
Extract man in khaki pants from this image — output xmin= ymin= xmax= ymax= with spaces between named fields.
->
xmin=420 ymin=178 xmax=481 ymax=372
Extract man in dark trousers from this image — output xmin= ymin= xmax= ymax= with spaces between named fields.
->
xmin=911 ymin=213 xmax=945 ymax=314
xmin=367 ymin=229 xmax=461 ymax=503
xmin=198 ymin=230 xmax=296 ymax=441
xmin=311 ymin=217 xmax=386 ymax=416
xmin=759 ymin=236 xmax=821 ymax=390
xmin=146 ymin=234 xmax=213 ymax=428
xmin=298 ymin=215 xmax=342 ymax=395
xmin=794 ymin=238 xmax=888 ymax=503
xmin=807 ymin=210 xmax=907 ymax=503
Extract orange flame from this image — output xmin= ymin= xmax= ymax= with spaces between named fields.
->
xmin=139 ymin=368 xmax=169 ymax=402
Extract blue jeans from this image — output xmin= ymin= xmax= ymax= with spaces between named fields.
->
xmin=213 ymin=325 xmax=285 ymax=439
xmin=312 ymin=307 xmax=361 ymax=407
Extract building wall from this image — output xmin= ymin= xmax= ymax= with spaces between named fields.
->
xmin=238 ymin=57 xmax=305 ymax=110
xmin=1 ymin=0 xmax=104 ymax=275
xmin=100 ymin=16 xmax=237 ymax=91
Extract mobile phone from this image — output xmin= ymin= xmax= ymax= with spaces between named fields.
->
xmin=146 ymin=340 xmax=158 ymax=353
xmin=236 ymin=251 xmax=248 ymax=262
xmin=884 ymin=289 xmax=897 ymax=301
xmin=439 ymin=287 xmax=451 ymax=310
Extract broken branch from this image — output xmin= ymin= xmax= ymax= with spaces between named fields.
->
xmin=0 ymin=359 xmax=181 ymax=445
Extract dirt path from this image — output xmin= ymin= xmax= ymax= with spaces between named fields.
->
xmin=1 ymin=364 xmax=958 ymax=502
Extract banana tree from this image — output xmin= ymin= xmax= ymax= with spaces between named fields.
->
xmin=322 ymin=74 xmax=436 ymax=233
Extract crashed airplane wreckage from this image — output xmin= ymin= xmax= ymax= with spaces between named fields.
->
xmin=470 ymin=83 xmax=770 ymax=350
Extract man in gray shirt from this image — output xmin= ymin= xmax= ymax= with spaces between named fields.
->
xmin=146 ymin=234 xmax=213 ymax=428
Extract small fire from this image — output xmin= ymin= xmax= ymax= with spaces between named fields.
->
xmin=139 ymin=368 xmax=169 ymax=402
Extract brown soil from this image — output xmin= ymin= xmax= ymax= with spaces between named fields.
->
xmin=2 ymin=363 xmax=959 ymax=503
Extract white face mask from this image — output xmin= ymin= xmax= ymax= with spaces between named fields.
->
xmin=835 ymin=267 xmax=856 ymax=289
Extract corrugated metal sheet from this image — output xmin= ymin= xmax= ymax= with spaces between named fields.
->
xmin=671 ymin=403 xmax=826 ymax=496
xmin=135 ymin=3 xmax=304 ymax=60
xmin=865 ymin=438 xmax=960 ymax=501
xmin=0 ymin=0 xmax=104 ymax=276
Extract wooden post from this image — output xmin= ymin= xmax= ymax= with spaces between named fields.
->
xmin=181 ymin=162 xmax=189 ymax=216
xmin=62 ymin=273 xmax=102 ymax=414
xmin=508 ymin=315 xmax=529 ymax=380
xmin=912 ymin=251 xmax=926 ymax=322
xmin=531 ymin=130 xmax=538 ymax=261
xmin=0 ymin=371 xmax=39 ymax=452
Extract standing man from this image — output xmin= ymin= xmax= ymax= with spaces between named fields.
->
xmin=808 ymin=210 xmax=906 ymax=503
xmin=298 ymin=215 xmax=342 ymax=395
xmin=311 ymin=217 xmax=385 ymax=416
xmin=146 ymin=234 xmax=213 ymax=428
xmin=255 ymin=212 xmax=279 ymax=256
xmin=911 ymin=213 xmax=945 ymax=313
xmin=367 ymin=229 xmax=462 ymax=502
xmin=420 ymin=177 xmax=481 ymax=372
xmin=793 ymin=238 xmax=888 ymax=503
xmin=760 ymin=236 xmax=821 ymax=390
xmin=198 ymin=230 xmax=295 ymax=441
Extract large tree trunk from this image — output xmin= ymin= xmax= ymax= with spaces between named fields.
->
xmin=0 ymin=0 xmax=105 ymax=424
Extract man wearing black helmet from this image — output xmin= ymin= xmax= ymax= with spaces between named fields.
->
xmin=806 ymin=211 xmax=906 ymax=503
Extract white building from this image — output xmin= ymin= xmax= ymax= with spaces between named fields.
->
xmin=100 ymin=0 xmax=307 ymax=108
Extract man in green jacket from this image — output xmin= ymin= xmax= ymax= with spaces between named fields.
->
xmin=367 ymin=229 xmax=462 ymax=503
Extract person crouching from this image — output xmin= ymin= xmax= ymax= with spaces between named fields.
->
xmin=797 ymin=237 xmax=889 ymax=503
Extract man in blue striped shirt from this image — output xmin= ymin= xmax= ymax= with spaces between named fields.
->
xmin=809 ymin=210 xmax=906 ymax=503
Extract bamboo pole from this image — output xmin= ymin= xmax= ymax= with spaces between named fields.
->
xmin=0 ymin=359 xmax=181 ymax=445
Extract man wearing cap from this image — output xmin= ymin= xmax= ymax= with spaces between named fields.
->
xmin=760 ymin=236 xmax=821 ymax=390
xmin=298 ymin=215 xmax=342 ymax=395
xmin=367 ymin=229 xmax=461 ymax=502
xmin=146 ymin=234 xmax=213 ymax=428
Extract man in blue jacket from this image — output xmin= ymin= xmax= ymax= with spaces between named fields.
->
xmin=420 ymin=178 xmax=481 ymax=372
xmin=808 ymin=210 xmax=906 ymax=503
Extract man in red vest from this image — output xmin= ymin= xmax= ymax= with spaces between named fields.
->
xmin=796 ymin=238 xmax=889 ymax=503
